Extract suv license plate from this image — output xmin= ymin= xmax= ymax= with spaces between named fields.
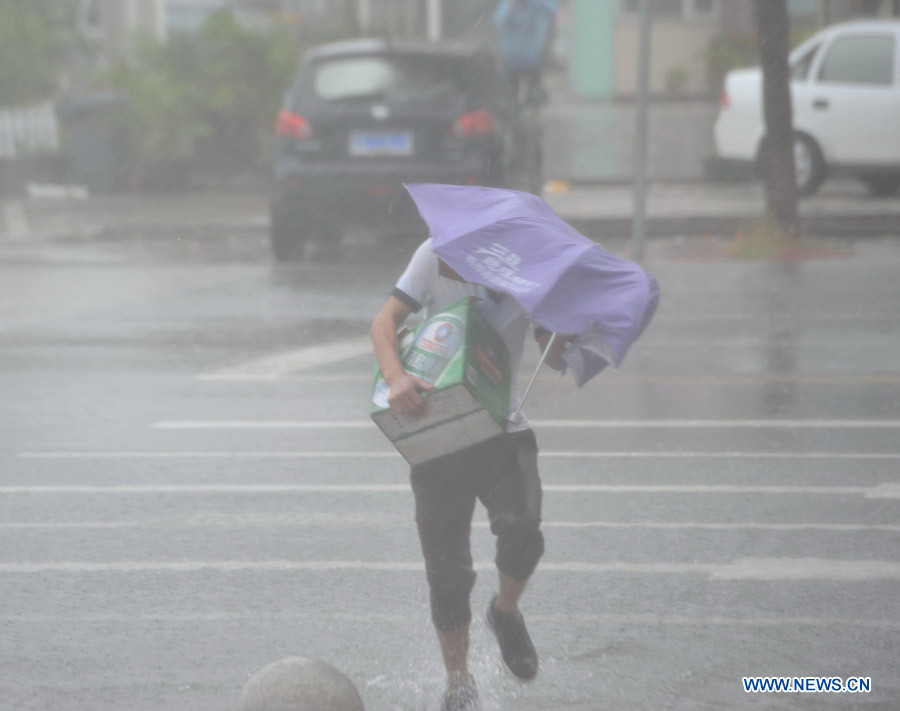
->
xmin=349 ymin=132 xmax=413 ymax=157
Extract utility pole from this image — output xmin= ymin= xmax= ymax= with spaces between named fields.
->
xmin=358 ymin=0 xmax=372 ymax=35
xmin=427 ymin=0 xmax=441 ymax=41
xmin=631 ymin=0 xmax=651 ymax=262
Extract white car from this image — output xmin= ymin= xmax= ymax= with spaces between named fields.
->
xmin=715 ymin=19 xmax=900 ymax=197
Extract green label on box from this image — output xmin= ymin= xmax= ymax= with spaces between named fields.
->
xmin=371 ymin=297 xmax=511 ymax=464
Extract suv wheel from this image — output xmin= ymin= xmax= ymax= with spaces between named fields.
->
xmin=270 ymin=197 xmax=310 ymax=262
xmin=793 ymin=133 xmax=826 ymax=197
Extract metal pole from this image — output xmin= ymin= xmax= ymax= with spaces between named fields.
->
xmin=357 ymin=0 xmax=372 ymax=35
xmin=631 ymin=0 xmax=652 ymax=262
xmin=510 ymin=332 xmax=557 ymax=424
xmin=155 ymin=0 xmax=167 ymax=42
xmin=427 ymin=0 xmax=442 ymax=41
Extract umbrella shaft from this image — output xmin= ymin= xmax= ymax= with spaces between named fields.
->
xmin=511 ymin=331 xmax=558 ymax=424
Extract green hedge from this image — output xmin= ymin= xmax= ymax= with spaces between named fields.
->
xmin=110 ymin=11 xmax=300 ymax=174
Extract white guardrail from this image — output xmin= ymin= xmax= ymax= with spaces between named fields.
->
xmin=0 ymin=102 xmax=60 ymax=160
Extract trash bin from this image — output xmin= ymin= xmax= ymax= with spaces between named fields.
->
xmin=57 ymin=92 xmax=129 ymax=193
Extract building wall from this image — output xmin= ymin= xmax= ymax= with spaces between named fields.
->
xmin=569 ymin=0 xmax=615 ymax=98
xmin=613 ymin=18 xmax=719 ymax=96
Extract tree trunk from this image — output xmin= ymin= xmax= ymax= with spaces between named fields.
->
xmin=753 ymin=0 xmax=798 ymax=234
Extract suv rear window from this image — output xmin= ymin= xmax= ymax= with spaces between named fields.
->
xmin=310 ymin=55 xmax=467 ymax=104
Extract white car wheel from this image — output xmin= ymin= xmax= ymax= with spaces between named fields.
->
xmin=793 ymin=133 xmax=826 ymax=197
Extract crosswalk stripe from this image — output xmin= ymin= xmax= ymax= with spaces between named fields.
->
xmin=16 ymin=450 xmax=900 ymax=460
xmin=1 ymin=483 xmax=896 ymax=497
xmin=3 ymin=612 xmax=899 ymax=628
xmin=2 ymin=520 xmax=899 ymax=532
xmin=152 ymin=418 xmax=900 ymax=429
xmin=1 ymin=557 xmax=899 ymax=580
xmin=198 ymin=337 xmax=372 ymax=380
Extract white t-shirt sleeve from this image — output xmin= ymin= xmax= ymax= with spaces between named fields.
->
xmin=392 ymin=238 xmax=437 ymax=313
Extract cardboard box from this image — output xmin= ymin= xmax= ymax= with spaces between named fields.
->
xmin=371 ymin=297 xmax=511 ymax=465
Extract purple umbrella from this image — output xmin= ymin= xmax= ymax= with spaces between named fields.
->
xmin=405 ymin=183 xmax=659 ymax=405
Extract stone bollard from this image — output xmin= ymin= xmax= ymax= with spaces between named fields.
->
xmin=237 ymin=657 xmax=365 ymax=711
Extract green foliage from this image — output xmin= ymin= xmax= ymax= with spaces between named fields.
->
xmin=664 ymin=67 xmax=689 ymax=96
xmin=194 ymin=10 xmax=298 ymax=163
xmin=109 ymin=34 xmax=209 ymax=162
xmin=109 ymin=10 xmax=299 ymax=169
xmin=703 ymin=34 xmax=758 ymax=95
xmin=704 ymin=27 xmax=826 ymax=96
xmin=790 ymin=27 xmax=817 ymax=49
xmin=0 ymin=0 xmax=59 ymax=106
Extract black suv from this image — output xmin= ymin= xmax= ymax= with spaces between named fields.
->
xmin=270 ymin=39 xmax=542 ymax=260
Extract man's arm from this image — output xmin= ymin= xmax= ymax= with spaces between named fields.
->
xmin=370 ymin=296 xmax=434 ymax=417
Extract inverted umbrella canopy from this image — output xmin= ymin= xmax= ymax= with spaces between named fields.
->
xmin=405 ymin=183 xmax=659 ymax=386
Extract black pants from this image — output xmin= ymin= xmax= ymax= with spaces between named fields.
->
xmin=507 ymin=65 xmax=545 ymax=106
xmin=410 ymin=430 xmax=544 ymax=631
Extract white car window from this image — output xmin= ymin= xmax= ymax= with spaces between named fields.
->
xmin=817 ymin=35 xmax=895 ymax=86
xmin=790 ymin=43 xmax=821 ymax=80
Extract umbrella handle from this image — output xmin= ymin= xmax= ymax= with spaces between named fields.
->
xmin=510 ymin=331 xmax=558 ymax=425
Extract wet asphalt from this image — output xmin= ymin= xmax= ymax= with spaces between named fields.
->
xmin=1 ymin=228 xmax=899 ymax=711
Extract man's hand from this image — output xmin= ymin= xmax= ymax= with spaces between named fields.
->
xmin=388 ymin=372 xmax=434 ymax=417
xmin=537 ymin=331 xmax=573 ymax=371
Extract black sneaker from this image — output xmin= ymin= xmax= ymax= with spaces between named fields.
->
xmin=440 ymin=678 xmax=480 ymax=711
xmin=485 ymin=595 xmax=539 ymax=681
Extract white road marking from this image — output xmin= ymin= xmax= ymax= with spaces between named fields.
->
xmin=17 ymin=450 xmax=900 ymax=460
xmin=537 ymin=419 xmax=900 ymax=429
xmin=655 ymin=312 xmax=900 ymax=322
xmin=198 ymin=336 xmax=372 ymax=380
xmin=867 ymin=483 xmax=900 ymax=499
xmin=543 ymin=452 xmax=900 ymax=461
xmin=197 ymin=334 xmax=900 ymax=382
xmin=3 ymin=519 xmax=899 ymax=533
xmin=1 ymin=200 xmax=31 ymax=240
xmin=17 ymin=451 xmax=399 ymax=459
xmin=493 ymin=521 xmax=900 ymax=532
xmin=0 ymin=483 xmax=894 ymax=497
xmin=4 ymin=611 xmax=899 ymax=628
xmin=0 ymin=522 xmax=136 ymax=530
xmin=152 ymin=418 xmax=900 ymax=430
xmin=0 ymin=484 xmax=410 ymax=494
xmin=1 ymin=557 xmax=899 ymax=580
xmin=194 ymin=373 xmax=900 ymax=385
xmin=636 ymin=338 xmax=900 ymax=349
xmin=3 ymin=611 xmax=899 ymax=628
xmin=154 ymin=420 xmax=379 ymax=429
xmin=711 ymin=557 xmax=900 ymax=581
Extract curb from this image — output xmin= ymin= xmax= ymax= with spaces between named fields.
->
xmin=567 ymin=214 xmax=900 ymax=239
xmin=7 ymin=213 xmax=897 ymax=244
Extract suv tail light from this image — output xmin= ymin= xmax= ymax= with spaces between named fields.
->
xmin=276 ymin=110 xmax=314 ymax=140
xmin=452 ymin=109 xmax=495 ymax=138
xmin=720 ymin=88 xmax=730 ymax=109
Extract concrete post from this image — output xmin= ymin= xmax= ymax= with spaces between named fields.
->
xmin=237 ymin=657 xmax=365 ymax=711
xmin=631 ymin=0 xmax=651 ymax=263
xmin=358 ymin=0 xmax=372 ymax=35
xmin=427 ymin=0 xmax=442 ymax=40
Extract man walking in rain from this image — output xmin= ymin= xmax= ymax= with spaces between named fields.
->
xmin=493 ymin=0 xmax=558 ymax=105
xmin=370 ymin=240 xmax=566 ymax=711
